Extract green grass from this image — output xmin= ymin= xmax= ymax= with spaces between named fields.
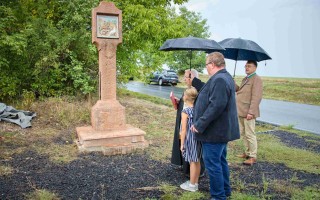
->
xmin=26 ymin=189 xmax=60 ymax=200
xmin=0 ymin=97 xmax=87 ymax=164
xmin=34 ymin=143 xmax=78 ymax=164
xmin=255 ymin=122 xmax=276 ymax=132
xmin=279 ymin=124 xmax=295 ymax=130
xmin=229 ymin=132 xmax=320 ymax=174
xmin=0 ymin=164 xmax=13 ymax=176
xmin=119 ymin=92 xmax=175 ymax=161
xmin=118 ymin=88 xmax=172 ymax=107
xmin=229 ymin=192 xmax=261 ymax=200
xmin=291 ymin=186 xmax=320 ymax=200
xmin=271 ymin=180 xmax=301 ymax=198
xmin=278 ymin=127 xmax=320 ymax=139
xmin=234 ymin=76 xmax=320 ymax=105
xmin=261 ymin=77 xmax=320 ymax=105
xmin=257 ymin=134 xmax=320 ymax=174
xmin=159 ymin=183 xmax=206 ymax=200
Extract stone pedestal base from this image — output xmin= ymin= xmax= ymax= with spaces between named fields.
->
xmin=76 ymin=125 xmax=148 ymax=155
xmin=91 ymin=100 xmax=126 ymax=131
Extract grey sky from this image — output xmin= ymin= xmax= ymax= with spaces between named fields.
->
xmin=181 ymin=0 xmax=320 ymax=78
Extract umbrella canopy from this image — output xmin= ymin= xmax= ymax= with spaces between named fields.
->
xmin=217 ymin=38 xmax=272 ymax=62
xmin=159 ymin=36 xmax=224 ymax=51
xmin=159 ymin=36 xmax=224 ymax=69
xmin=207 ymin=38 xmax=272 ymax=77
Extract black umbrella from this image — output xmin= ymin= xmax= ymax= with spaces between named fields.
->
xmin=208 ymin=38 xmax=272 ymax=77
xmin=159 ymin=36 xmax=224 ymax=70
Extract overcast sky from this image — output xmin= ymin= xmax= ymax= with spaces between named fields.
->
xmin=180 ymin=0 xmax=320 ymax=78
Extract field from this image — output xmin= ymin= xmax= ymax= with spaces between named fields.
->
xmin=1 ymin=90 xmax=319 ymax=199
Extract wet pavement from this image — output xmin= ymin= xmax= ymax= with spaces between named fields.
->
xmin=125 ymin=81 xmax=184 ymax=98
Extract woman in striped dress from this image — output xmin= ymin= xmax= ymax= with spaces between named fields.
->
xmin=179 ymin=87 xmax=202 ymax=192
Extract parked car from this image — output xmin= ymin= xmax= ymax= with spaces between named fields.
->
xmin=149 ymin=70 xmax=179 ymax=86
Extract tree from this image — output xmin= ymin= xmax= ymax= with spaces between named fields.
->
xmin=0 ymin=0 xmax=99 ymax=100
xmin=114 ymin=0 xmax=191 ymax=81
xmin=164 ymin=6 xmax=211 ymax=73
xmin=0 ymin=0 xmax=210 ymax=100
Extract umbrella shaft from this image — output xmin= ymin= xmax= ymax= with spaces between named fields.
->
xmin=233 ymin=60 xmax=237 ymax=77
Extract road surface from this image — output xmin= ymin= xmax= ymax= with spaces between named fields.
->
xmin=125 ymin=81 xmax=320 ymax=135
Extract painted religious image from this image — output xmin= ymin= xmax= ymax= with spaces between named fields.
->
xmin=97 ymin=15 xmax=119 ymax=38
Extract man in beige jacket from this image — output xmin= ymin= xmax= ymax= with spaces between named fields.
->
xmin=235 ymin=60 xmax=263 ymax=165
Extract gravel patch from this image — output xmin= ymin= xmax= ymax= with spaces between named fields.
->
xmin=232 ymin=161 xmax=319 ymax=199
xmin=1 ymin=151 xmax=177 ymax=200
xmin=261 ymin=130 xmax=320 ymax=153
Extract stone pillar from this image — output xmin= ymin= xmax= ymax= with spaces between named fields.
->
xmin=91 ymin=40 xmax=126 ymax=131
xmin=76 ymin=1 xmax=148 ymax=155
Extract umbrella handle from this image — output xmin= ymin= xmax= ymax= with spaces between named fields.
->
xmin=233 ymin=60 xmax=237 ymax=78
xmin=189 ymin=50 xmax=192 ymax=70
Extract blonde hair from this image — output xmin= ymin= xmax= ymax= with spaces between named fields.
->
xmin=184 ymin=87 xmax=198 ymax=104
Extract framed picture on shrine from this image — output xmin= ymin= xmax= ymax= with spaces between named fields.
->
xmin=97 ymin=15 xmax=119 ymax=39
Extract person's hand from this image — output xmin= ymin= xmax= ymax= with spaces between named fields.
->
xmin=190 ymin=69 xmax=199 ymax=81
xmin=180 ymin=145 xmax=184 ymax=152
xmin=184 ymin=71 xmax=192 ymax=87
xmin=174 ymin=97 xmax=180 ymax=105
xmin=191 ymin=125 xmax=199 ymax=133
xmin=246 ymin=114 xmax=254 ymax=120
xmin=190 ymin=71 xmax=195 ymax=80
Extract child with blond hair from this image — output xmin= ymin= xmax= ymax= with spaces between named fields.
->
xmin=179 ymin=87 xmax=202 ymax=192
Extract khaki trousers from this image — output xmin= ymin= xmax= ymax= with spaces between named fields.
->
xmin=238 ymin=117 xmax=257 ymax=158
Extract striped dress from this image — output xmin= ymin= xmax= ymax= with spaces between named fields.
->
xmin=182 ymin=107 xmax=202 ymax=163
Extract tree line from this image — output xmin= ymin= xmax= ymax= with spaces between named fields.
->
xmin=0 ymin=0 xmax=210 ymax=101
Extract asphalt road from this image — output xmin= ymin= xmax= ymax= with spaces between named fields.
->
xmin=126 ymin=81 xmax=320 ymax=135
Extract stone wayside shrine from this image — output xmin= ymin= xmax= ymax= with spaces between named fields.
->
xmin=76 ymin=1 xmax=148 ymax=155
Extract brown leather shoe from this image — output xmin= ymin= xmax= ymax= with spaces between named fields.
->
xmin=243 ymin=157 xmax=256 ymax=166
xmin=236 ymin=153 xmax=248 ymax=159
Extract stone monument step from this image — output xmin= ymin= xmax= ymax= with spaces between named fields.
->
xmin=76 ymin=139 xmax=148 ymax=156
xmin=76 ymin=124 xmax=148 ymax=151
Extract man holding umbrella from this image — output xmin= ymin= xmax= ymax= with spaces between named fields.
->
xmin=235 ymin=60 xmax=263 ymax=165
xmin=215 ymin=37 xmax=269 ymax=166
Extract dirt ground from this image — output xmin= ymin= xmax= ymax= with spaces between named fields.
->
xmin=1 ymin=127 xmax=319 ymax=200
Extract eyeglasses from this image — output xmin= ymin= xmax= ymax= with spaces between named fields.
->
xmin=206 ymin=62 xmax=212 ymax=67
xmin=244 ymin=64 xmax=254 ymax=68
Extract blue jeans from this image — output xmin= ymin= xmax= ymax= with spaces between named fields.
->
xmin=202 ymin=142 xmax=230 ymax=200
